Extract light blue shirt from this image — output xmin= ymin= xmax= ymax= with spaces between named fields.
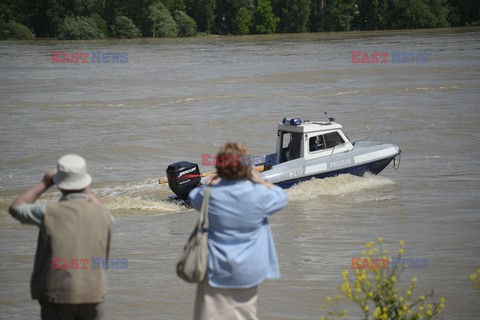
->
xmin=189 ymin=180 xmax=288 ymax=288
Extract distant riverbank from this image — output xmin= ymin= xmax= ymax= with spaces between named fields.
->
xmin=2 ymin=26 xmax=480 ymax=45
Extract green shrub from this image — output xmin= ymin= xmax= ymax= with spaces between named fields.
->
xmin=235 ymin=7 xmax=252 ymax=35
xmin=470 ymin=267 xmax=480 ymax=290
xmin=3 ymin=20 xmax=35 ymax=39
xmin=58 ymin=16 xmax=105 ymax=40
xmin=321 ymin=238 xmax=445 ymax=319
xmin=111 ymin=15 xmax=141 ymax=39
xmin=174 ymin=10 xmax=197 ymax=37
xmin=148 ymin=2 xmax=177 ymax=38
xmin=90 ymin=13 xmax=107 ymax=36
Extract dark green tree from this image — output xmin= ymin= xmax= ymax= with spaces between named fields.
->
xmin=162 ymin=0 xmax=186 ymax=13
xmin=148 ymin=1 xmax=177 ymax=37
xmin=355 ymin=0 xmax=388 ymax=30
xmin=235 ymin=7 xmax=253 ymax=34
xmin=273 ymin=0 xmax=311 ymax=33
xmin=390 ymin=0 xmax=449 ymax=28
xmin=309 ymin=0 xmax=326 ymax=31
xmin=253 ymin=0 xmax=279 ymax=33
xmin=174 ymin=10 xmax=197 ymax=36
xmin=215 ymin=0 xmax=254 ymax=34
xmin=447 ymin=0 xmax=480 ymax=26
xmin=111 ymin=15 xmax=141 ymax=38
xmin=58 ymin=16 xmax=105 ymax=39
xmin=185 ymin=0 xmax=216 ymax=32
xmin=324 ymin=0 xmax=355 ymax=31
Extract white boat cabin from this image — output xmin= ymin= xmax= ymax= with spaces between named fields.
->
xmin=276 ymin=118 xmax=354 ymax=163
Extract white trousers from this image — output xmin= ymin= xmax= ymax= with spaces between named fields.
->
xmin=193 ymin=279 xmax=259 ymax=320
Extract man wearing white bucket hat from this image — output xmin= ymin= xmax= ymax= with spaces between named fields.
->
xmin=9 ymin=154 xmax=113 ymax=320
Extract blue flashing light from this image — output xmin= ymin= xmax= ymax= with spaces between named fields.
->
xmin=282 ymin=117 xmax=302 ymax=126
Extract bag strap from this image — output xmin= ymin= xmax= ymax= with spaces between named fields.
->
xmin=198 ymin=187 xmax=210 ymax=231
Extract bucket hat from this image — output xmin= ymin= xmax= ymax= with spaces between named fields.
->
xmin=53 ymin=154 xmax=92 ymax=190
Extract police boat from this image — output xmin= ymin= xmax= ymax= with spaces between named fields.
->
xmin=161 ymin=115 xmax=401 ymax=204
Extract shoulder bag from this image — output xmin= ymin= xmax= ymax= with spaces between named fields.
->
xmin=176 ymin=187 xmax=210 ymax=283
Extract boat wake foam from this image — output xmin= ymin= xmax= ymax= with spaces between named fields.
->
xmin=286 ymin=173 xmax=394 ymax=201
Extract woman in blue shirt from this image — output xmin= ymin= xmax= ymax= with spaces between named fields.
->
xmin=189 ymin=143 xmax=288 ymax=320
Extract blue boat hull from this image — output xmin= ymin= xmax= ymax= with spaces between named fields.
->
xmin=275 ymin=156 xmax=395 ymax=189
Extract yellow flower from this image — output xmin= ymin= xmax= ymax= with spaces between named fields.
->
xmin=361 ymin=250 xmax=367 ymax=256
xmin=367 ymin=291 xmax=374 ymax=298
xmin=426 ymin=310 xmax=433 ymax=317
xmin=439 ymin=297 xmax=445 ymax=304
xmin=411 ymin=277 xmax=417 ymax=283
xmin=406 ymin=290 xmax=412 ymax=297
xmin=377 ymin=237 xmax=383 ymax=243
xmin=364 ymin=305 xmax=369 ymax=312
xmin=398 ymin=248 xmax=404 ymax=255
xmin=321 ymin=317 xmax=326 ymax=320
xmin=342 ymin=309 xmax=348 ymax=316
xmin=391 ymin=275 xmax=396 ymax=283
xmin=366 ymin=242 xmax=373 ymax=248
xmin=420 ymin=295 xmax=425 ymax=301
xmin=342 ymin=270 xmax=349 ymax=279
xmin=439 ymin=303 xmax=445 ymax=309
xmin=419 ymin=306 xmax=424 ymax=312
xmin=326 ymin=297 xmax=332 ymax=303
xmin=368 ymin=250 xmax=373 ymax=256
xmin=321 ymin=304 xmax=326 ymax=309
xmin=399 ymin=240 xmax=404 ymax=246
xmin=373 ymin=307 xmax=381 ymax=318
xmin=382 ymin=306 xmax=387 ymax=313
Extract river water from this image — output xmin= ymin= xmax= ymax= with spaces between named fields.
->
xmin=0 ymin=28 xmax=479 ymax=319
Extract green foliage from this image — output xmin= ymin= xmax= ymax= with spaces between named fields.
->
xmin=254 ymin=0 xmax=279 ymax=34
xmin=470 ymin=267 xmax=480 ymax=290
xmin=110 ymin=15 xmax=141 ymax=38
xmin=2 ymin=0 xmax=478 ymax=38
xmin=274 ymin=0 xmax=312 ymax=33
xmin=162 ymin=0 xmax=186 ymax=13
xmin=356 ymin=0 xmax=389 ymax=30
xmin=321 ymin=239 xmax=446 ymax=320
xmin=324 ymin=0 xmax=355 ymax=31
xmin=2 ymin=20 xmax=35 ymax=39
xmin=175 ymin=10 xmax=197 ymax=37
xmin=90 ymin=13 xmax=107 ymax=36
xmin=185 ymin=0 xmax=216 ymax=32
xmin=58 ymin=16 xmax=105 ymax=40
xmin=235 ymin=7 xmax=253 ymax=34
xmin=148 ymin=2 xmax=177 ymax=37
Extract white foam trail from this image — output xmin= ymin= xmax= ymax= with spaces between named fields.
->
xmin=102 ymin=196 xmax=183 ymax=212
xmin=92 ymin=178 xmax=184 ymax=213
xmin=286 ymin=173 xmax=394 ymax=201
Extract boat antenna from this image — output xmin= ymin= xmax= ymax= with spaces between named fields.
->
xmin=324 ymin=112 xmax=335 ymax=124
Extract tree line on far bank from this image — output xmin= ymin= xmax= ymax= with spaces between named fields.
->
xmin=1 ymin=0 xmax=479 ymax=40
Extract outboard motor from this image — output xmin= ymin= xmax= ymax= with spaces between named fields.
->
xmin=166 ymin=161 xmax=201 ymax=200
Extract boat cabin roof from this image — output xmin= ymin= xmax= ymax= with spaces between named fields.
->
xmin=277 ymin=120 xmax=343 ymax=134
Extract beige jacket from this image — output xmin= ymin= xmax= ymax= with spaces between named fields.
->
xmin=31 ymin=195 xmax=112 ymax=303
